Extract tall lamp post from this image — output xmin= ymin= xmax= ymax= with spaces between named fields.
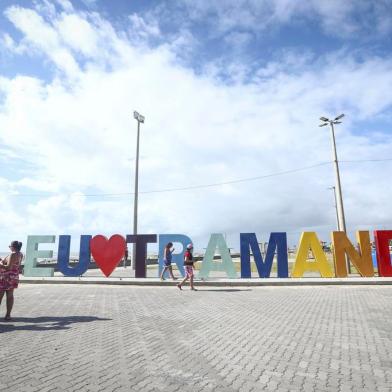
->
xmin=131 ymin=110 xmax=145 ymax=270
xmin=320 ymin=114 xmax=350 ymax=273
xmin=319 ymin=114 xmax=346 ymax=233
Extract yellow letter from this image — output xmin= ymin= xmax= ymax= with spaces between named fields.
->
xmin=292 ymin=232 xmax=334 ymax=278
xmin=332 ymin=231 xmax=374 ymax=277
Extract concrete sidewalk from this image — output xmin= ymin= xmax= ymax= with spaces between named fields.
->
xmin=19 ymin=276 xmax=392 ymax=286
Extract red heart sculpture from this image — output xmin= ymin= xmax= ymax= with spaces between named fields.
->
xmin=90 ymin=235 xmax=126 ymax=277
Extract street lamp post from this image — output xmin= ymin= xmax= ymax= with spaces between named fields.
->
xmin=328 ymin=186 xmax=339 ymax=230
xmin=320 ymin=114 xmax=350 ymax=273
xmin=131 ymin=110 xmax=145 ymax=270
xmin=319 ymin=114 xmax=346 ymax=233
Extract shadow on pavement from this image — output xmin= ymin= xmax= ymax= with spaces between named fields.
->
xmin=198 ymin=289 xmax=252 ymax=292
xmin=0 ymin=316 xmax=111 ymax=333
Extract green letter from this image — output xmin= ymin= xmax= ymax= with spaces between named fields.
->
xmin=24 ymin=235 xmax=56 ymax=277
xmin=199 ymin=234 xmax=237 ymax=279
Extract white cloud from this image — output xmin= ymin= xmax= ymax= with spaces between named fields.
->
xmin=1 ymin=33 xmax=17 ymax=51
xmin=0 ymin=2 xmax=391 ymax=252
xmin=55 ymin=13 xmax=98 ymax=56
xmin=4 ymin=6 xmax=80 ymax=77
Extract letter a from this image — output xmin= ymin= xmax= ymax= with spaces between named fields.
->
xmin=199 ymin=234 xmax=237 ymax=279
xmin=292 ymin=232 xmax=334 ymax=278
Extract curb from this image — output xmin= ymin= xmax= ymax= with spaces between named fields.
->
xmin=19 ymin=277 xmax=392 ymax=286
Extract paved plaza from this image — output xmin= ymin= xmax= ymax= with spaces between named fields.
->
xmin=1 ymin=284 xmax=392 ymax=392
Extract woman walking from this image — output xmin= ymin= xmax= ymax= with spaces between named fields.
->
xmin=160 ymin=242 xmax=177 ymax=280
xmin=0 ymin=241 xmax=23 ymax=321
xmin=177 ymin=244 xmax=197 ymax=291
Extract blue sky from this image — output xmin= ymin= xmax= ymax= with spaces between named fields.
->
xmin=3 ymin=1 xmax=392 ymax=81
xmin=0 ymin=0 xmax=392 ymax=252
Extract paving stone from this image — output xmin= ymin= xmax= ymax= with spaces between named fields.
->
xmin=0 ymin=285 xmax=391 ymax=391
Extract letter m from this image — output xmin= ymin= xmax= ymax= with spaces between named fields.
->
xmin=240 ymin=233 xmax=288 ymax=278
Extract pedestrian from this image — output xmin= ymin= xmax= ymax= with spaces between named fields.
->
xmin=160 ymin=242 xmax=177 ymax=281
xmin=0 ymin=240 xmax=23 ymax=321
xmin=177 ymin=243 xmax=197 ymax=291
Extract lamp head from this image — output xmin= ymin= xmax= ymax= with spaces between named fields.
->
xmin=133 ymin=111 xmax=145 ymax=123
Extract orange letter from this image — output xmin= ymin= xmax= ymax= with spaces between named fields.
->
xmin=331 ymin=231 xmax=374 ymax=277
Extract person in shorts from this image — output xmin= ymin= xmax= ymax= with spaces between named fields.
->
xmin=177 ymin=243 xmax=197 ymax=291
xmin=160 ymin=242 xmax=177 ymax=280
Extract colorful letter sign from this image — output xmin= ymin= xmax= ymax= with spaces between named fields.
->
xmin=20 ymin=230 xmax=392 ymax=279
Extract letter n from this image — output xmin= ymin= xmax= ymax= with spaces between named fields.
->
xmin=332 ymin=231 xmax=374 ymax=277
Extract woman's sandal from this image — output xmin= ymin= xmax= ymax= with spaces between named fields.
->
xmin=177 ymin=284 xmax=182 ymax=290
xmin=4 ymin=315 xmax=11 ymax=321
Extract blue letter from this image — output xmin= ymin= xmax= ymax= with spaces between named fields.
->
xmin=58 ymin=235 xmax=92 ymax=277
xmin=158 ymin=234 xmax=192 ymax=277
xmin=240 ymin=233 xmax=288 ymax=278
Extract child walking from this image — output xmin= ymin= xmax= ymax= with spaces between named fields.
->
xmin=160 ymin=242 xmax=177 ymax=280
xmin=177 ymin=243 xmax=197 ymax=291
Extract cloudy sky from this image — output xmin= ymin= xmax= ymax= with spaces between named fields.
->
xmin=0 ymin=0 xmax=392 ymax=252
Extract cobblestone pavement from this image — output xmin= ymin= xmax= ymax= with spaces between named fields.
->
xmin=1 ymin=285 xmax=391 ymax=392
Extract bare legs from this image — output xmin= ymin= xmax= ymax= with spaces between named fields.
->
xmin=160 ymin=266 xmax=176 ymax=280
xmin=0 ymin=289 xmax=13 ymax=320
xmin=6 ymin=290 xmax=14 ymax=319
xmin=0 ymin=290 xmax=4 ymax=307
xmin=177 ymin=273 xmax=196 ymax=290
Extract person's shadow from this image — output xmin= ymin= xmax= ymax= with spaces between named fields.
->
xmin=0 ymin=316 xmax=111 ymax=333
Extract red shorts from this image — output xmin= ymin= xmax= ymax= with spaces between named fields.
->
xmin=185 ymin=265 xmax=194 ymax=278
